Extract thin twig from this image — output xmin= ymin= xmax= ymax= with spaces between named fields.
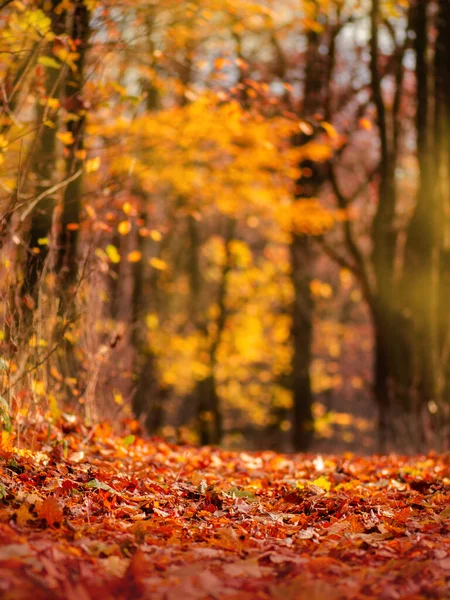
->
xmin=316 ymin=236 xmax=356 ymax=273
xmin=19 ymin=169 xmax=83 ymax=222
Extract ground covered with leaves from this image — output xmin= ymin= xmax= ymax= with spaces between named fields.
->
xmin=0 ymin=420 xmax=449 ymax=600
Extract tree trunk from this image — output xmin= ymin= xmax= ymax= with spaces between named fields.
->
xmin=21 ymin=2 xmax=66 ymax=307
xmin=290 ymin=17 xmax=329 ymax=451
xmin=290 ymin=233 xmax=314 ymax=451
xmin=130 ymin=208 xmax=167 ymax=435
xmin=193 ymin=218 xmax=234 ymax=445
xmin=56 ymin=1 xmax=90 ymax=311
xmin=435 ymin=0 xmax=450 ymax=447
xmin=399 ymin=0 xmax=436 ymax=448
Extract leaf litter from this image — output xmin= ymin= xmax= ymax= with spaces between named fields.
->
xmin=0 ymin=421 xmax=449 ymax=599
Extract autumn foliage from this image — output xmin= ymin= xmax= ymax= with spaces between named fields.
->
xmin=1 ymin=0 xmax=449 ymax=452
xmin=1 ymin=2 xmax=450 ymax=594
xmin=1 ymin=420 xmax=450 ymax=599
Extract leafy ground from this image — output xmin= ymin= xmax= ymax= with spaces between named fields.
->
xmin=0 ymin=420 xmax=449 ymax=600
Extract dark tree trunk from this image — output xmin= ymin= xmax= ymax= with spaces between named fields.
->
xmin=197 ymin=375 xmax=222 ymax=446
xmin=21 ymin=1 xmax=66 ymax=306
xmin=193 ymin=218 xmax=234 ymax=445
xmin=435 ymin=0 xmax=450 ymax=447
xmin=290 ymin=233 xmax=314 ymax=451
xmin=56 ymin=1 xmax=90 ymax=310
xmin=130 ymin=208 xmax=168 ymax=435
xmin=290 ymin=18 xmax=330 ymax=451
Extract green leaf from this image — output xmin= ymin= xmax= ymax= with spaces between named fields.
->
xmin=122 ymin=435 xmax=135 ymax=447
xmin=227 ymin=486 xmax=257 ymax=502
xmin=86 ymin=479 xmax=114 ymax=492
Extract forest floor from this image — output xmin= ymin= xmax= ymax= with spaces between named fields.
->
xmin=0 ymin=418 xmax=449 ymax=600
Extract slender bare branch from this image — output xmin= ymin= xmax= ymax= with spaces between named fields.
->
xmin=19 ymin=169 xmax=83 ymax=223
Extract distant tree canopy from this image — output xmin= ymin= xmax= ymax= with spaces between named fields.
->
xmin=0 ymin=0 xmax=449 ymax=452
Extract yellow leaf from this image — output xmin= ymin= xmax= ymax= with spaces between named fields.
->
xmin=310 ymin=279 xmax=333 ymax=299
xmin=56 ymin=131 xmax=74 ymax=145
xmin=313 ymin=476 xmax=331 ymax=492
xmin=16 ymin=503 xmax=33 ymax=527
xmin=75 ymin=149 xmax=87 ymax=160
xmin=86 ymin=204 xmax=96 ymax=219
xmin=122 ymin=201 xmax=133 ymax=215
xmin=1 ymin=431 xmax=12 ymax=450
xmin=29 ymin=336 xmax=47 ymax=348
xmin=48 ymin=395 xmax=61 ymax=421
xmin=50 ymin=367 xmax=63 ymax=381
xmin=32 ymin=380 xmax=45 ymax=396
xmin=85 ymin=156 xmax=100 ymax=172
xmin=46 ymin=97 xmax=60 ymax=109
xmin=106 ymin=244 xmax=120 ymax=264
xmin=38 ymin=56 xmax=60 ymax=70
xmin=321 ymin=121 xmax=338 ymax=140
xmin=340 ymin=268 xmax=353 ymax=289
xmin=114 ymin=391 xmax=124 ymax=405
xmin=118 ymin=220 xmax=131 ymax=235
xmin=299 ymin=141 xmax=332 ymax=162
xmin=146 ymin=313 xmax=159 ymax=330
xmin=149 ymin=257 xmax=167 ymax=270
xmin=150 ymin=230 xmax=162 ymax=241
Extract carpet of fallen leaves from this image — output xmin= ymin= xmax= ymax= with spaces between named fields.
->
xmin=0 ymin=420 xmax=449 ymax=600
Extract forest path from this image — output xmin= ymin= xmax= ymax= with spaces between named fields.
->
xmin=0 ymin=422 xmax=449 ymax=599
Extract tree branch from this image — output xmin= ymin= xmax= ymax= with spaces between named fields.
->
xmin=0 ymin=0 xmax=14 ymax=11
xmin=328 ymin=162 xmax=375 ymax=301
xmin=316 ymin=236 xmax=356 ymax=273
xmin=19 ymin=169 xmax=83 ymax=223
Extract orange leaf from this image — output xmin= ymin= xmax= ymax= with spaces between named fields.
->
xmin=359 ymin=118 xmax=373 ymax=131
xmin=214 ymin=57 xmax=230 ymax=70
xmin=127 ymin=251 xmax=142 ymax=263
xmin=38 ymin=497 xmax=63 ymax=527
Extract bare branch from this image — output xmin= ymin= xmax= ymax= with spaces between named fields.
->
xmin=19 ymin=169 xmax=83 ymax=223
xmin=316 ymin=236 xmax=356 ymax=273
xmin=0 ymin=0 xmax=14 ymax=11
xmin=328 ymin=162 xmax=375 ymax=302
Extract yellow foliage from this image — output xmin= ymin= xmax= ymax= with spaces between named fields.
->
xmin=313 ymin=476 xmax=331 ymax=491
xmin=149 ymin=258 xmax=168 ymax=270
xmin=118 ymin=221 xmax=131 ymax=235
xmin=105 ymin=245 xmax=120 ymax=264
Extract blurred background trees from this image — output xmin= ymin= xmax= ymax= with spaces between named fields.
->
xmin=0 ymin=0 xmax=449 ymax=453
